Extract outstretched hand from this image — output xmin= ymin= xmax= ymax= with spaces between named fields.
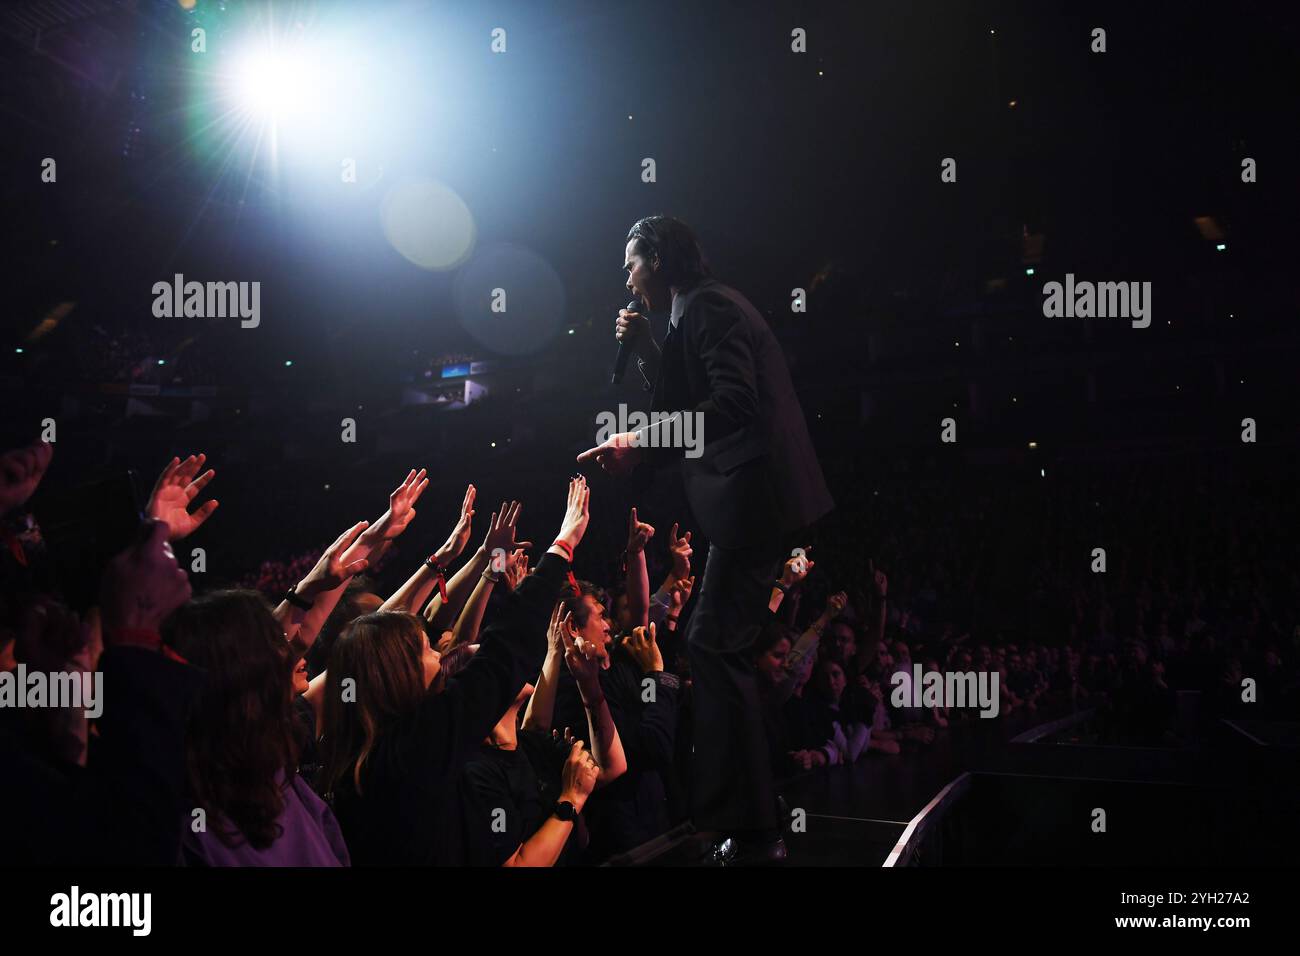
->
xmin=576 ymin=432 xmax=643 ymax=477
xmin=436 ymin=484 xmax=476 ymax=562
xmin=369 ymin=468 xmax=429 ymax=542
xmin=146 ymin=453 xmax=219 ymax=541
xmin=482 ymin=499 xmax=532 ymax=557
xmin=554 ymin=476 xmax=591 ymax=551
xmin=301 ymin=520 xmax=372 ymax=596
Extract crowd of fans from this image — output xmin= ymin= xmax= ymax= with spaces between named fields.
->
xmin=2 ymin=434 xmax=1297 ymax=866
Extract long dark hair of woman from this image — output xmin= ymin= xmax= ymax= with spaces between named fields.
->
xmin=163 ymin=589 xmax=299 ymax=850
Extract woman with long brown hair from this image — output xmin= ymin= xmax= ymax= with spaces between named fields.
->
xmin=163 ymin=589 xmax=349 ymax=865
xmin=317 ymin=477 xmax=592 ymax=865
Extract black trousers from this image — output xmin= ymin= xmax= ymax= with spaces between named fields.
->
xmin=686 ymin=538 xmax=784 ymax=833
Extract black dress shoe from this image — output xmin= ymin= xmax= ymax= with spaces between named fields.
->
xmin=704 ymin=834 xmax=788 ymax=866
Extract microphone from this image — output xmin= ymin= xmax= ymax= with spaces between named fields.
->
xmin=611 ymin=298 xmax=642 ymax=385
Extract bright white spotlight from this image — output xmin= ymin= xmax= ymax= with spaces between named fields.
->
xmin=235 ymin=47 xmax=317 ymax=116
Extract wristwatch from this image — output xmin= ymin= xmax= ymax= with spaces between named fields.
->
xmin=553 ymin=800 xmax=578 ymax=822
xmin=284 ymin=586 xmax=314 ymax=611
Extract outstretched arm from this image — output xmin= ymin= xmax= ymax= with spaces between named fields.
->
xmin=522 ymin=603 xmax=567 ymax=733
xmin=624 ymin=506 xmax=654 ymax=629
xmin=277 ymin=468 xmax=428 ymax=654
xmin=383 ymin=484 xmax=476 ymax=613
xmin=561 ymin=619 xmax=627 ymax=787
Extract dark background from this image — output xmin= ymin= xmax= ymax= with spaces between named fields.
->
xmin=1 ymin=0 xmax=1296 ymax=643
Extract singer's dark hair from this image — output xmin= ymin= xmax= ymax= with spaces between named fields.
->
xmin=626 ymin=216 xmax=712 ymax=289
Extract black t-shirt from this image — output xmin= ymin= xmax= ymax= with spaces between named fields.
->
xmin=292 ymin=694 xmax=320 ymax=787
xmin=457 ymin=729 xmax=577 ymax=866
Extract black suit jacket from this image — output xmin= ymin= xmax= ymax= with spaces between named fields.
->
xmin=634 ymin=279 xmax=833 ymax=549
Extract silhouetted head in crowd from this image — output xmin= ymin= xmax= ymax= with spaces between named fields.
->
xmin=612 ymin=590 xmax=634 ymax=636
xmin=162 ymin=589 xmax=299 ymax=850
xmin=307 ymin=576 xmax=382 ymax=679
xmin=560 ymin=580 xmax=613 ymax=669
xmin=754 ymin=619 xmax=795 ymax=685
xmin=828 ymin=621 xmax=857 ymax=666
xmin=317 ymin=611 xmax=440 ymax=797
xmin=813 ymin=657 xmax=847 ymax=705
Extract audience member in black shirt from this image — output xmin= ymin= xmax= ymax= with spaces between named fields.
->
xmin=317 ymin=478 xmax=591 ymax=865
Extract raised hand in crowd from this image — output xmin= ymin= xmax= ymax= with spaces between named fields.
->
xmin=770 ymin=546 xmax=814 ymax=613
xmin=423 ymin=492 xmax=530 ymax=628
xmin=444 ymin=504 xmax=528 ymax=651
xmin=504 ymin=548 xmax=530 ymax=590
xmin=666 ymin=522 xmax=693 ymax=583
xmin=624 ymin=506 xmax=654 ymax=630
xmin=279 ymin=519 xmax=371 ymax=653
xmin=621 ymin=622 xmax=664 ymax=675
xmin=384 ymin=484 xmax=481 ymax=615
xmin=552 ymin=475 xmax=591 ymax=555
xmin=521 ymin=602 xmax=572 ymax=733
xmin=361 ymin=467 xmax=429 ymax=548
xmin=626 ymin=506 xmax=655 ymax=555
xmin=439 ymin=483 xmax=477 ymax=563
xmin=559 ymin=607 xmax=627 ymax=784
xmin=145 ymin=454 xmax=219 ymax=541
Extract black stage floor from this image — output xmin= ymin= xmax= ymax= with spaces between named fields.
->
xmin=616 ymin=710 xmax=1042 ymax=867
xmin=611 ymin=706 xmax=1300 ymax=866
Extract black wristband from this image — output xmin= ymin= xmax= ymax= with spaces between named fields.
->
xmin=284 ymin=586 xmax=313 ymax=611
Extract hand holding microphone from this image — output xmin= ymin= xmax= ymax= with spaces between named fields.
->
xmin=611 ymin=299 xmax=649 ymax=384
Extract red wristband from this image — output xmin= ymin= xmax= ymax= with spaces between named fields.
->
xmin=550 ymin=540 xmax=574 ymax=561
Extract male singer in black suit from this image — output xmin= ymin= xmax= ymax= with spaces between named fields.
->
xmin=578 ymin=216 xmax=833 ymax=864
